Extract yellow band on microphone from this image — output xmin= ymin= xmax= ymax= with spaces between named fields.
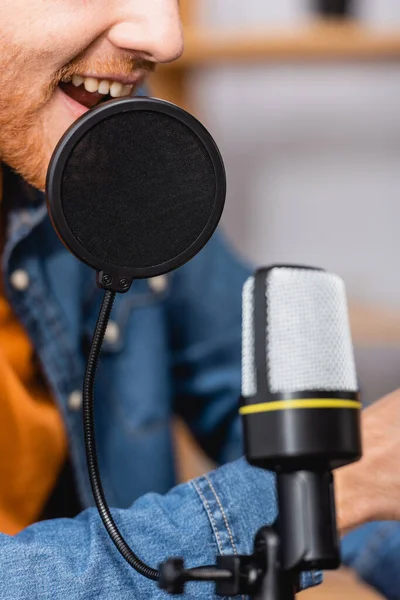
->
xmin=239 ymin=398 xmax=361 ymax=415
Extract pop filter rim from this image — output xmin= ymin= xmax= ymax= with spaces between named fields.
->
xmin=46 ymin=97 xmax=226 ymax=289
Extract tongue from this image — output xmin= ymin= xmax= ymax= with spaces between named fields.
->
xmin=59 ymin=81 xmax=106 ymax=109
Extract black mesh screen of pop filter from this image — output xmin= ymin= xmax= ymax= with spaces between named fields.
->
xmin=56 ymin=103 xmax=225 ymax=277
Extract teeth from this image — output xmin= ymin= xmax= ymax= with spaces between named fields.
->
xmin=84 ymin=77 xmax=99 ymax=93
xmin=71 ymin=75 xmax=134 ymax=98
xmin=98 ymin=80 xmax=110 ymax=95
xmin=123 ymin=85 xmax=133 ymax=97
xmin=72 ymin=75 xmax=84 ymax=87
xmin=110 ymin=82 xmax=124 ymax=98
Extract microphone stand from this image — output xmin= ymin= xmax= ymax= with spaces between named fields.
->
xmin=80 ymin=269 xmax=361 ymax=599
xmin=82 ymin=290 xmax=343 ymax=599
xmin=159 ymin=470 xmax=340 ymax=599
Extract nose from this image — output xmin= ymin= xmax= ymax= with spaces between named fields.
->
xmin=108 ymin=0 xmax=184 ymax=64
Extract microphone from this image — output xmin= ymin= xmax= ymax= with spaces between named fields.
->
xmin=45 ymin=97 xmax=362 ymax=595
xmin=157 ymin=264 xmax=363 ymax=598
xmin=241 ymin=265 xmax=362 ymax=573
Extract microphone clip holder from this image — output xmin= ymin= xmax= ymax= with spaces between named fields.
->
xmin=159 ymin=525 xmax=298 ymax=600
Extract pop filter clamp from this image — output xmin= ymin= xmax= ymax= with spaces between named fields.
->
xmin=46 ymin=98 xmax=358 ymax=600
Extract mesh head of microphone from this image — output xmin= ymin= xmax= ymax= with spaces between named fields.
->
xmin=241 ymin=267 xmax=358 ymax=397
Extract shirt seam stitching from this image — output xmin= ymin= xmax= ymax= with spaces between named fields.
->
xmin=203 ymin=475 xmax=245 ymax=600
xmin=204 ymin=474 xmax=238 ymax=555
xmin=192 ymin=479 xmax=223 ymax=554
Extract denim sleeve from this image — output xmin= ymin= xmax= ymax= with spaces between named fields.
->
xmin=0 ymin=458 xmax=320 ymax=599
xmin=167 ymin=230 xmax=251 ymax=464
xmin=342 ymin=521 xmax=400 ymax=600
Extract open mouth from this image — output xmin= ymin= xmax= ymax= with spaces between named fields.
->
xmin=59 ymin=75 xmax=135 ymax=110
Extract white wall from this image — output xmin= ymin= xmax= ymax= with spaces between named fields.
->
xmin=195 ymin=0 xmax=313 ymax=28
xmin=196 ymin=0 xmax=400 ymax=29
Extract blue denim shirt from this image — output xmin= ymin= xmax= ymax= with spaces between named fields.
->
xmin=0 ymin=166 xmax=394 ymax=599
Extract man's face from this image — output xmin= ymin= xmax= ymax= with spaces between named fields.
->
xmin=0 ymin=0 xmax=183 ymax=190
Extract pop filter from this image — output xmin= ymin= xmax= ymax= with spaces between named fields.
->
xmin=46 ymin=97 xmax=226 ymax=292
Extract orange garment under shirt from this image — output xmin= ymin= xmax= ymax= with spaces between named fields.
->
xmin=0 ymin=167 xmax=67 ymax=534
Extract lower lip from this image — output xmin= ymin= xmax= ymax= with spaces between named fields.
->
xmin=57 ymin=85 xmax=90 ymax=119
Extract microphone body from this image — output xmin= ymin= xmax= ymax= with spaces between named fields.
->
xmin=241 ymin=266 xmax=362 ymax=573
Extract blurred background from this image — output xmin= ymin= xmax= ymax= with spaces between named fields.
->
xmin=150 ymin=2 xmax=400 ymax=597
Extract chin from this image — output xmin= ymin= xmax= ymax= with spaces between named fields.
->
xmin=1 ymin=143 xmax=50 ymax=193
xmin=1 ymin=87 xmax=89 ymax=192
xmin=9 ymin=140 xmax=53 ymax=193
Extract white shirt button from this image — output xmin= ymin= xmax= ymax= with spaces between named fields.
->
xmin=68 ymin=390 xmax=83 ymax=411
xmin=104 ymin=321 xmax=120 ymax=345
xmin=10 ymin=269 xmax=30 ymax=291
xmin=149 ymin=275 xmax=168 ymax=294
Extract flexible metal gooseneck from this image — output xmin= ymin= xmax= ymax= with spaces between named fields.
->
xmin=82 ymin=289 xmax=224 ymax=588
xmin=82 ymin=289 xmax=159 ymax=581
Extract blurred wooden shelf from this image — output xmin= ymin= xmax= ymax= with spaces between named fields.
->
xmin=163 ymin=21 xmax=400 ymax=68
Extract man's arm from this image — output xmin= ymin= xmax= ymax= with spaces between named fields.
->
xmin=336 ymin=389 xmax=400 ymax=533
xmin=0 ymin=458 xmax=319 ymax=599
xmin=2 ymin=394 xmax=398 ymax=598
xmin=334 ymin=389 xmax=400 ymax=600
xmin=167 ymin=230 xmax=250 ymax=464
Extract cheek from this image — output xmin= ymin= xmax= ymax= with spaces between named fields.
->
xmin=0 ymin=1 xmax=106 ymax=72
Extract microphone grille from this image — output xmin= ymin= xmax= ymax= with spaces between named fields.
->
xmin=241 ymin=267 xmax=358 ymax=397
xmin=242 ymin=276 xmax=257 ymax=398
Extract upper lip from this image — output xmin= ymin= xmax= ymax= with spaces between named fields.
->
xmin=69 ymin=72 xmax=148 ymax=86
